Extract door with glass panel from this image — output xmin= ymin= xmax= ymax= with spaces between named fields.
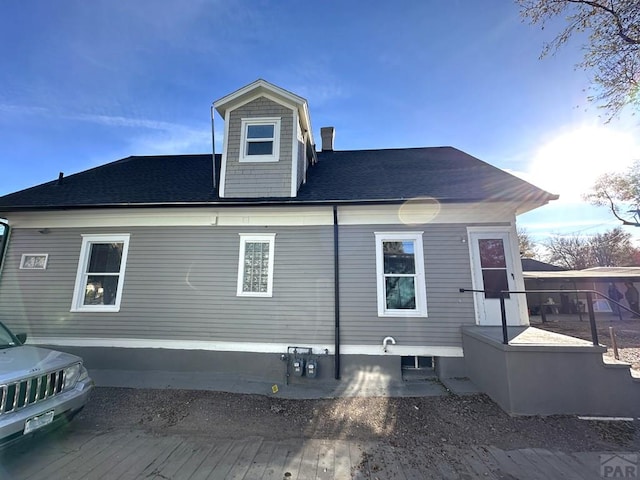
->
xmin=468 ymin=230 xmax=521 ymax=325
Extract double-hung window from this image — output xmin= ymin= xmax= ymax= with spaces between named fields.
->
xmin=375 ymin=232 xmax=427 ymax=317
xmin=240 ymin=118 xmax=281 ymax=162
xmin=71 ymin=234 xmax=130 ymax=312
xmin=237 ymin=233 xmax=276 ymax=297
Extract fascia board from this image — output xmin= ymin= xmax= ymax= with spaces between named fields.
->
xmin=214 ymin=79 xmax=306 ymax=117
xmin=515 ymin=195 xmax=559 ymax=216
xmin=213 ymin=80 xmax=314 ymax=147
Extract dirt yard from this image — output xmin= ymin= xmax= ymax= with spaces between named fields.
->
xmin=70 ymin=386 xmax=640 ymax=470
xmin=64 ymin=315 xmax=640 ymax=469
xmin=531 ymin=314 xmax=640 ymax=372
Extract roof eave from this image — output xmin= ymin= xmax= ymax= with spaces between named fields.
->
xmin=515 ymin=193 xmax=560 ymax=216
xmin=0 ymin=195 xmax=559 ymax=213
xmin=212 ymin=79 xmax=315 ymax=149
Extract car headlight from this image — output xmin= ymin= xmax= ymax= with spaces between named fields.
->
xmin=63 ymin=363 xmax=82 ymax=390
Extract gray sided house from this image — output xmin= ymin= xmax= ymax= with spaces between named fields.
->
xmin=0 ymin=80 xmax=557 ymax=390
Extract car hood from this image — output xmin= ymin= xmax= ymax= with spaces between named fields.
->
xmin=0 ymin=346 xmax=82 ymax=384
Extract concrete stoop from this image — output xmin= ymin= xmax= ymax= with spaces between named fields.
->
xmin=462 ymin=326 xmax=640 ymax=417
xmin=602 ymin=356 xmax=640 ymax=380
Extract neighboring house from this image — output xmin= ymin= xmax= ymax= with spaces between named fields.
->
xmin=520 ymin=258 xmax=566 ymax=273
xmin=0 ymin=80 xmax=558 ymax=387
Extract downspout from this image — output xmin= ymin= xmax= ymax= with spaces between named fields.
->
xmin=0 ymin=219 xmax=10 ymax=274
xmin=210 ymin=105 xmax=216 ymax=189
xmin=333 ymin=205 xmax=341 ymax=380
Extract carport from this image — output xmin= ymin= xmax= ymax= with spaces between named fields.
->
xmin=523 ymin=266 xmax=640 ymax=318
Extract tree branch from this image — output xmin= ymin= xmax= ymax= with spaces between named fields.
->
xmin=603 ymin=190 xmax=640 ymax=226
xmin=566 ymin=0 xmax=640 ymax=44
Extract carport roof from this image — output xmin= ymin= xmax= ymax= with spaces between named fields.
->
xmin=524 ymin=267 xmax=640 ymax=281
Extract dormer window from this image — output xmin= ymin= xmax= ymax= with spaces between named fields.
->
xmin=240 ymin=117 xmax=281 ymax=162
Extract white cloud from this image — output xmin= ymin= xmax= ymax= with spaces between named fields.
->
xmin=69 ymin=113 xmax=212 ymax=154
xmin=132 ymin=129 xmax=212 ymax=155
xmin=0 ymin=103 xmax=49 ymax=116
xmin=71 ymin=113 xmax=179 ymax=131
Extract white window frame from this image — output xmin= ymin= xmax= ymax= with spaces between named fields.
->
xmin=237 ymin=233 xmax=276 ymax=297
xmin=374 ymin=232 xmax=428 ymax=317
xmin=20 ymin=253 xmax=49 ymax=270
xmin=71 ymin=234 xmax=131 ymax=312
xmin=239 ymin=117 xmax=281 ymax=162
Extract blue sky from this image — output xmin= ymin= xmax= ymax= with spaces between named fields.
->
xmin=1 ymin=0 xmax=638 ymax=242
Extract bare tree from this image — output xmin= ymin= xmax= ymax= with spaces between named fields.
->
xmin=517 ymin=0 xmax=640 ymax=119
xmin=589 ymin=227 xmax=639 ymax=266
xmin=545 ymin=235 xmax=593 ymax=269
xmin=517 ymin=227 xmax=539 ymax=258
xmin=545 ymin=227 xmax=639 ymax=268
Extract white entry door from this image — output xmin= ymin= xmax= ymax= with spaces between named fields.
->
xmin=468 ymin=230 xmax=522 ymax=326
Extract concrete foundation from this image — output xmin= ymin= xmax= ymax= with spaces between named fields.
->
xmin=435 ymin=356 xmax=467 ymax=378
xmin=462 ymin=326 xmax=640 ymax=416
xmin=45 ymin=345 xmax=473 ymax=397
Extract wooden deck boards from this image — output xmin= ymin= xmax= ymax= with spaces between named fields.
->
xmin=0 ymin=429 xmax=630 ymax=479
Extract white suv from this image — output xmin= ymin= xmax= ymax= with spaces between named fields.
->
xmin=0 ymin=321 xmax=93 ymax=445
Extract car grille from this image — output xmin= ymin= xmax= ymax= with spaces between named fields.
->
xmin=0 ymin=370 xmax=65 ymax=414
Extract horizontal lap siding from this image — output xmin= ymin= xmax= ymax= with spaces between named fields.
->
xmin=339 ymin=224 xmax=476 ymax=347
xmin=0 ymin=226 xmax=334 ymax=344
xmin=225 ymin=97 xmax=293 ymax=198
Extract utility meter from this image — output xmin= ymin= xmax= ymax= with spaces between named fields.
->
xmin=292 ymin=357 xmax=305 ymax=377
xmin=306 ymin=359 xmax=318 ymax=378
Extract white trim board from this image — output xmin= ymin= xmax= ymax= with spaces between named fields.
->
xmin=213 ymin=80 xmax=314 ymax=147
xmin=219 ymin=109 xmax=230 ymax=197
xmin=27 ymin=337 xmax=463 ymax=357
xmin=214 ymin=82 xmax=304 ymax=116
xmin=338 ymin=203 xmax=517 ymax=225
xmin=5 ymin=207 xmax=335 ymax=228
xmin=291 ymin=109 xmax=299 ymax=197
xmin=4 ymin=203 xmax=517 ymax=229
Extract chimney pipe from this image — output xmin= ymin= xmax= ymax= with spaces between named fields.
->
xmin=57 ymin=172 xmax=64 ymax=185
xmin=321 ymin=127 xmax=335 ymax=152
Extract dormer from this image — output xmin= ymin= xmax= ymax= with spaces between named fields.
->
xmin=214 ymin=79 xmax=317 ymax=198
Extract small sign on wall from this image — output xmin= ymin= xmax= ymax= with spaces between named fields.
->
xmin=20 ymin=254 xmax=49 ymax=270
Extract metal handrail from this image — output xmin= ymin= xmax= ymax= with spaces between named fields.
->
xmin=458 ymin=288 xmax=632 ymax=346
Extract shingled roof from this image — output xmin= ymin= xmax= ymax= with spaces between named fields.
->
xmin=0 ymin=146 xmax=557 ymax=211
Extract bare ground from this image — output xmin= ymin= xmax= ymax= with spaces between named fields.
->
xmin=68 ymin=316 xmax=640 ymax=467
xmin=531 ymin=314 xmax=640 ymax=372
xmin=68 ymin=386 xmax=640 ymax=469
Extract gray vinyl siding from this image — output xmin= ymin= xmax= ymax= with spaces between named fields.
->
xmin=224 ymin=97 xmax=293 ymax=198
xmin=338 ymin=224 xmax=477 ymax=347
xmin=0 ymin=226 xmax=334 ymax=344
xmin=0 ymin=221 xmax=497 ymax=351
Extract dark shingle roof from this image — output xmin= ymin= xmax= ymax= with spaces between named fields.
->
xmin=0 ymin=147 xmax=556 ymax=210
xmin=521 ymin=258 xmax=567 ymax=272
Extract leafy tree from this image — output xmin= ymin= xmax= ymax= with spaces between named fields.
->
xmin=517 ymin=227 xmax=539 ymax=258
xmin=517 ymin=0 xmax=640 ymax=119
xmin=545 ymin=227 xmax=639 ymax=268
xmin=585 ymin=160 xmax=640 ymax=226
